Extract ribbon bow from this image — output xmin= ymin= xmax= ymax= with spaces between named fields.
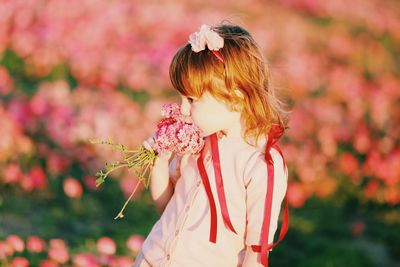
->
xmin=188 ymin=24 xmax=224 ymax=53
xmin=265 ymin=125 xmax=284 ymax=164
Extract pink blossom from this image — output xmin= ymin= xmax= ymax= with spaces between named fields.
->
xmin=20 ymin=174 xmax=34 ymax=192
xmin=28 ymin=166 xmax=47 ymax=190
xmin=6 ymin=235 xmax=24 ymax=253
xmin=48 ymin=239 xmax=69 ymax=264
xmin=46 ymin=153 xmax=70 ymax=175
xmin=27 ymin=236 xmax=46 ymax=253
xmin=83 ymin=175 xmax=98 ymax=191
xmin=63 ymin=178 xmax=83 ymax=198
xmin=96 ymin=237 xmax=116 ymax=255
xmin=287 ymin=182 xmax=307 ymax=208
xmin=72 ymin=253 xmax=100 ymax=267
xmin=0 ymin=66 xmax=13 ymax=94
xmin=0 ymin=241 xmax=13 ymax=259
xmin=339 ymin=153 xmax=360 ymax=183
xmin=2 ymin=163 xmax=22 ymax=184
xmin=126 ymin=235 xmax=144 ymax=254
xmin=150 ymin=103 xmax=204 ymax=156
xmin=11 ymin=257 xmax=29 ymax=267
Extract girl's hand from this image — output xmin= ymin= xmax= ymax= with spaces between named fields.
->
xmin=168 ymin=153 xmax=189 ymax=185
xmin=142 ymin=136 xmax=172 ymax=177
xmin=143 ymin=137 xmax=188 ymax=185
xmin=143 ymin=136 xmax=172 ymax=164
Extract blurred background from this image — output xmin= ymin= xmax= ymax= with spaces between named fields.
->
xmin=0 ymin=0 xmax=399 ymax=266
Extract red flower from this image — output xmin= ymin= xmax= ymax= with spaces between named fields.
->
xmin=352 ymin=221 xmax=365 ymax=237
xmin=97 ymin=237 xmax=116 ymax=255
xmin=287 ymin=182 xmax=307 ymax=208
xmin=12 ymin=257 xmax=29 ymax=267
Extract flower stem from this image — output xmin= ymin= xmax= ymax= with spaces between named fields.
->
xmin=114 ymin=179 xmax=142 ymax=220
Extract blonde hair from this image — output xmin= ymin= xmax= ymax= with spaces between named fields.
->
xmin=169 ymin=21 xmax=289 ymax=146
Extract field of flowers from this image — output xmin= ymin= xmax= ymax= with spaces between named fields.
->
xmin=1 ymin=0 xmax=399 ymax=266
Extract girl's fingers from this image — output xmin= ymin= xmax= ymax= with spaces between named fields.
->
xmin=180 ymin=154 xmax=190 ymax=173
xmin=169 ymin=154 xmax=181 ymax=185
xmin=142 ymin=140 xmax=153 ymax=151
xmin=169 ymin=154 xmax=190 ymax=185
xmin=158 ymin=151 xmax=172 ymax=160
xmin=142 ymin=136 xmax=156 ymax=151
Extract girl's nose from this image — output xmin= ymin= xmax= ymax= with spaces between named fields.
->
xmin=180 ymin=99 xmax=191 ymax=116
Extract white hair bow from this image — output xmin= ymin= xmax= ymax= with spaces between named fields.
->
xmin=188 ymin=24 xmax=224 ymax=52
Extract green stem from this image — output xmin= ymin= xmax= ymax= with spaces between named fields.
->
xmin=114 ymin=179 xmax=142 ymax=220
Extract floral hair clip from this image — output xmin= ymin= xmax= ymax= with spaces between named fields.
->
xmin=188 ymin=24 xmax=225 ymax=63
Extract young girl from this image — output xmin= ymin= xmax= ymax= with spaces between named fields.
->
xmin=133 ymin=22 xmax=289 ymax=267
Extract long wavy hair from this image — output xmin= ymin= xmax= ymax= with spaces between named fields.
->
xmin=169 ymin=21 xmax=289 ymax=146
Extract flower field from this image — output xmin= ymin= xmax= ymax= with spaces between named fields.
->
xmin=1 ymin=0 xmax=399 ymax=266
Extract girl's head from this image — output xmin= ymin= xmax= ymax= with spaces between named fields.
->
xmin=169 ymin=22 xmax=289 ymax=145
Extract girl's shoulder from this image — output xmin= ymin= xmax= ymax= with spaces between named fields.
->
xmin=242 ymin=145 xmax=287 ymax=187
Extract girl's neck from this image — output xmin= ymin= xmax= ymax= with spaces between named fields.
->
xmin=218 ymin=114 xmax=245 ymax=140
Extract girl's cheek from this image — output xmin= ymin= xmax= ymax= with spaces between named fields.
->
xmin=191 ymin=111 xmax=204 ymax=130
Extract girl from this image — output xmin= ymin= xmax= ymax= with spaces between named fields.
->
xmin=133 ymin=22 xmax=289 ymax=267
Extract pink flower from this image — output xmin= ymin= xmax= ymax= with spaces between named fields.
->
xmin=6 ymin=235 xmax=24 ymax=253
xmin=72 ymin=253 xmax=100 ymax=267
xmin=97 ymin=237 xmax=116 ymax=255
xmin=340 ymin=153 xmax=358 ymax=176
xmin=2 ymin=163 xmax=22 ymax=184
xmin=46 ymin=153 xmax=70 ymax=175
xmin=339 ymin=153 xmax=360 ymax=183
xmin=126 ymin=235 xmax=144 ymax=253
xmin=27 ymin=236 xmax=46 ymax=253
xmin=83 ymin=175 xmax=98 ymax=191
xmin=160 ymin=103 xmax=182 ymax=119
xmin=0 ymin=66 xmax=13 ymax=95
xmin=63 ymin=178 xmax=83 ymax=198
xmin=150 ymin=103 xmax=204 ymax=156
xmin=48 ymin=239 xmax=69 ymax=264
xmin=28 ymin=166 xmax=47 ymax=190
xmin=12 ymin=257 xmax=29 ymax=267
xmin=287 ymin=182 xmax=307 ymax=208
xmin=0 ymin=241 xmax=14 ymax=259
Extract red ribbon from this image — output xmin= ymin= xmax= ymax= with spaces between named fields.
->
xmin=211 ymin=50 xmax=224 ymax=63
xmin=197 ymin=145 xmax=218 ymax=243
xmin=197 ymin=125 xmax=289 ymax=267
xmin=251 ymin=125 xmax=289 ymax=267
xmin=196 ymin=133 xmax=237 ymax=243
xmin=210 ymin=134 xmax=237 ymax=235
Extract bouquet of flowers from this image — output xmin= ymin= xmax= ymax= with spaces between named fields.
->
xmin=89 ymin=103 xmax=204 ymax=219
